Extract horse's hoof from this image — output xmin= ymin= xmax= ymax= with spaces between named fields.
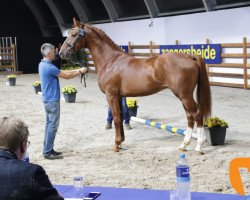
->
xmin=112 ymin=146 xmax=119 ymax=152
xmin=178 ymin=147 xmax=187 ymax=152
xmin=195 ymin=150 xmax=204 ymax=155
xmin=119 ymin=145 xmax=122 ymax=149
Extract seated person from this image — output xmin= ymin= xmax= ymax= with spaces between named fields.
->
xmin=105 ymin=97 xmax=132 ymax=130
xmin=0 ymin=116 xmax=64 ymax=200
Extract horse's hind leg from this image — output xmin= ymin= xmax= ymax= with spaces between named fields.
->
xmin=195 ymin=127 xmax=205 ymax=154
xmin=179 ymin=97 xmax=205 ymax=154
xmin=179 ymin=110 xmax=194 ymax=151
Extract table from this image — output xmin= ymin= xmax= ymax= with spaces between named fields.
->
xmin=54 ymin=185 xmax=246 ymax=200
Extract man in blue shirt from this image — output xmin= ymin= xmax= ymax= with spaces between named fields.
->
xmin=39 ymin=43 xmax=87 ymax=160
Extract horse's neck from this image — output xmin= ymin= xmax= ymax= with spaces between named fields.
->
xmin=86 ymin=28 xmax=120 ymax=72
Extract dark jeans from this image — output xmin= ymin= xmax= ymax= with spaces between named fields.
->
xmin=107 ymin=97 xmax=129 ymax=124
xmin=43 ymin=101 xmax=60 ymax=156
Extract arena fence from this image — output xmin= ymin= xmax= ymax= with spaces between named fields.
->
xmin=0 ymin=37 xmax=17 ymax=72
xmin=84 ymin=38 xmax=250 ymax=89
xmin=207 ymin=37 xmax=249 ymax=89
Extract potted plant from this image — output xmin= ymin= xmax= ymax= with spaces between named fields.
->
xmin=7 ymin=74 xmax=16 ymax=86
xmin=32 ymin=81 xmax=41 ymax=94
xmin=62 ymin=85 xmax=77 ymax=103
xmin=203 ymin=116 xmax=229 ymax=146
xmin=126 ymin=98 xmax=138 ymax=119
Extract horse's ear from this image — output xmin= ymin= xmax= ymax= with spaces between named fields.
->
xmin=73 ymin=17 xmax=80 ymax=27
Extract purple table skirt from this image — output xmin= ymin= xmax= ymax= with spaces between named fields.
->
xmin=54 ymin=185 xmax=246 ymax=200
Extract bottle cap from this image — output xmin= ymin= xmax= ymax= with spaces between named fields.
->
xmin=73 ymin=176 xmax=83 ymax=181
xmin=179 ymin=153 xmax=186 ymax=159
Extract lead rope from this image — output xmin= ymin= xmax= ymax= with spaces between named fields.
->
xmin=68 ymin=51 xmax=88 ymax=87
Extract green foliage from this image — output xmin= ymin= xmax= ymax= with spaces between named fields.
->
xmin=62 ymin=85 xmax=77 ymax=94
xmin=126 ymin=98 xmax=137 ymax=108
xmin=63 ymin=48 xmax=87 ymax=70
xmin=61 ymin=64 xmax=80 ymax=70
xmin=7 ymin=74 xmax=16 ymax=79
xmin=203 ymin=116 xmax=229 ymax=128
xmin=33 ymin=81 xmax=41 ymax=86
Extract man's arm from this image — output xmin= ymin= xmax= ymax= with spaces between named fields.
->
xmin=58 ymin=67 xmax=87 ymax=80
xmin=33 ymin=166 xmax=64 ymax=200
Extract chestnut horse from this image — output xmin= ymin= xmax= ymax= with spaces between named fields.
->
xmin=59 ymin=19 xmax=212 ymax=154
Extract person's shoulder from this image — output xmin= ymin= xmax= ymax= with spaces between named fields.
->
xmin=19 ymin=160 xmax=41 ymax=169
xmin=25 ymin=162 xmax=44 ymax=171
xmin=22 ymin=162 xmax=47 ymax=178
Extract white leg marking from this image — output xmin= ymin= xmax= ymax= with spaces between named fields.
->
xmin=195 ymin=127 xmax=205 ymax=153
xmin=179 ymin=127 xmax=193 ymax=151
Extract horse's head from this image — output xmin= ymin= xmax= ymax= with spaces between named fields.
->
xmin=59 ymin=18 xmax=87 ymax=59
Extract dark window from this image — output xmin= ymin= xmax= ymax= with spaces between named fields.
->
xmin=84 ymin=0 xmax=110 ymax=22
xmin=112 ymin=0 xmax=148 ymax=18
xmin=36 ymin=0 xmax=58 ymax=26
xmin=0 ymin=0 xmax=40 ymax=36
xmin=155 ymin=0 xmax=204 ymax=13
xmin=53 ymin=0 xmax=79 ymax=24
xmin=216 ymin=0 xmax=250 ymax=5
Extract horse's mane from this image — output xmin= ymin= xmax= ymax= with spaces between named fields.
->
xmin=83 ymin=24 xmax=122 ymax=51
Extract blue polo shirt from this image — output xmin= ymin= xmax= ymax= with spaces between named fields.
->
xmin=38 ymin=59 xmax=60 ymax=102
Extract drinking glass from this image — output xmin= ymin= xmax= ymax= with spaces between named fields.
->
xmin=73 ymin=176 xmax=84 ymax=197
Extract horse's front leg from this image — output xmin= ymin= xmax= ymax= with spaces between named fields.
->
xmin=106 ymin=94 xmax=124 ymax=152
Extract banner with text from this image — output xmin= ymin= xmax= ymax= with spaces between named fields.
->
xmin=120 ymin=45 xmax=128 ymax=53
xmin=159 ymin=44 xmax=221 ymax=64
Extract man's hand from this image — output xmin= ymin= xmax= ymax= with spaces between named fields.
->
xmin=79 ymin=67 xmax=88 ymax=74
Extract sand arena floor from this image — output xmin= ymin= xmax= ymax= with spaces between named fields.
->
xmin=0 ymin=73 xmax=249 ymax=194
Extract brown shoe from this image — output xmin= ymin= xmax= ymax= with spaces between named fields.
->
xmin=125 ymin=123 xmax=132 ymax=130
xmin=105 ymin=123 xmax=112 ymax=130
xmin=44 ymin=154 xmax=63 ymax=160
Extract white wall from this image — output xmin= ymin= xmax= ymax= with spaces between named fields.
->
xmin=95 ymin=7 xmax=250 ymax=45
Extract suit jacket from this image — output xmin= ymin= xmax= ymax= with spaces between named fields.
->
xmin=0 ymin=149 xmax=64 ymax=200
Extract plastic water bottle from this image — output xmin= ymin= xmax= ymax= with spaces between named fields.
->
xmin=23 ymin=151 xmax=29 ymax=162
xmin=176 ymin=153 xmax=191 ymax=200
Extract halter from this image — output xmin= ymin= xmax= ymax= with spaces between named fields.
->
xmin=64 ymin=28 xmax=88 ymax=87
xmin=65 ymin=28 xmax=85 ymax=50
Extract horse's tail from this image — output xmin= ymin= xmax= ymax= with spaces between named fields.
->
xmin=195 ymin=55 xmax=212 ymax=120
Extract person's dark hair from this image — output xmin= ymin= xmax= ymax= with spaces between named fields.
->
xmin=0 ymin=116 xmax=29 ymax=151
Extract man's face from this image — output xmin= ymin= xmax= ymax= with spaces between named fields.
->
xmin=47 ymin=48 xmax=56 ymax=61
